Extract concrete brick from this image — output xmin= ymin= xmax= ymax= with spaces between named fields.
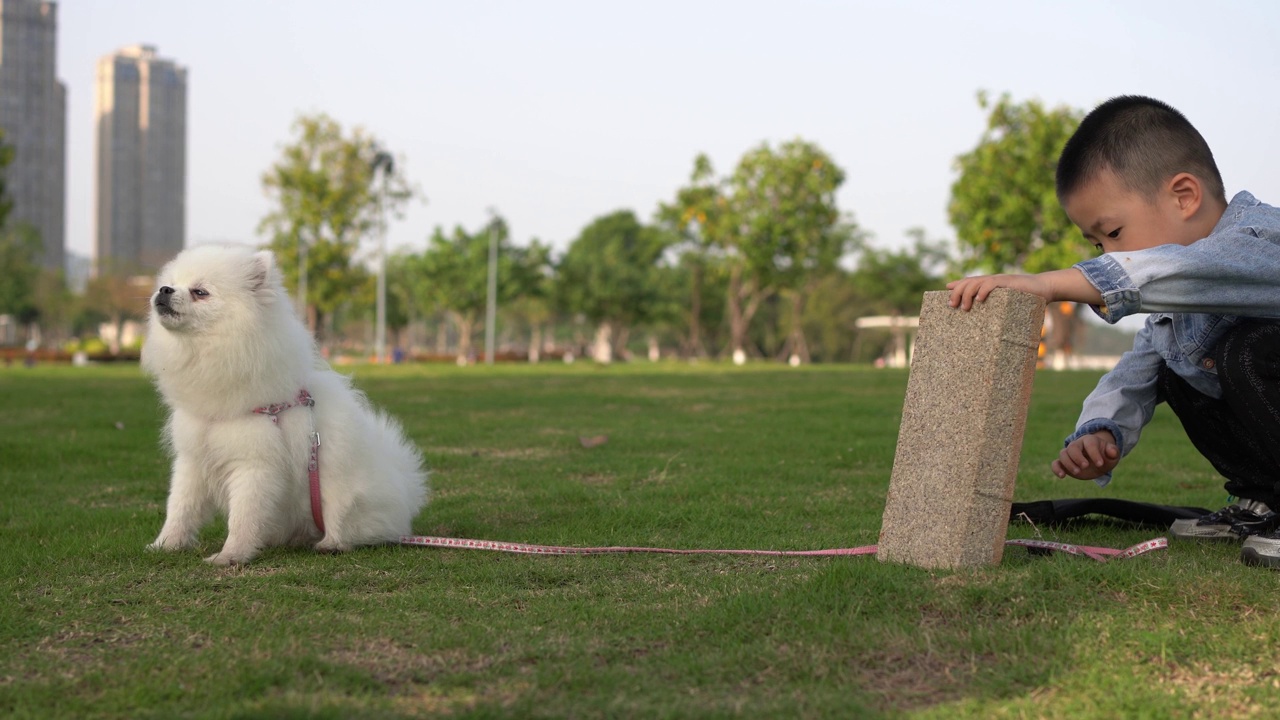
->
xmin=876 ymin=289 xmax=1046 ymax=569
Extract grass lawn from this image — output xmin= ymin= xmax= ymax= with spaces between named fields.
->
xmin=3 ymin=362 xmax=1279 ymax=719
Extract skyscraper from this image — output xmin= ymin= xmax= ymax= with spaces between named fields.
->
xmin=95 ymin=44 xmax=186 ymax=272
xmin=0 ymin=0 xmax=67 ymax=272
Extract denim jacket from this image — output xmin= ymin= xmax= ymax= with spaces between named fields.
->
xmin=1066 ymin=191 xmax=1280 ymax=486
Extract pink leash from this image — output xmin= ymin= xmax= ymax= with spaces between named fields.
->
xmin=399 ymin=534 xmax=1167 ymax=562
xmin=254 ymin=389 xmax=325 ymax=534
xmin=247 ymin=388 xmax=1169 ymax=564
xmin=244 ymin=390 xmax=1165 ymax=563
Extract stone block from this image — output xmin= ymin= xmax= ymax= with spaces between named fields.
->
xmin=876 ymin=289 xmax=1046 ymax=569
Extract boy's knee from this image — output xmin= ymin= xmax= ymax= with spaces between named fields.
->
xmin=1217 ymin=321 xmax=1280 ymax=391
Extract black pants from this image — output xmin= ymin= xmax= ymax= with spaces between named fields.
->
xmin=1158 ymin=320 xmax=1280 ymax=506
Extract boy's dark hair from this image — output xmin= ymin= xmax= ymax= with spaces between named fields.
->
xmin=1056 ymin=95 xmax=1225 ymax=205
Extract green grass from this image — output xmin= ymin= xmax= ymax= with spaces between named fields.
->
xmin=3 ymin=362 xmax=1279 ymax=719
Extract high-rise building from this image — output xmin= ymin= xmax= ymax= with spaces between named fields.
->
xmin=95 ymin=44 xmax=186 ymax=272
xmin=0 ymin=0 xmax=67 ymax=272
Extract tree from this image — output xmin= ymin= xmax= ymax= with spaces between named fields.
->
xmin=502 ymin=240 xmax=555 ymax=362
xmin=950 ymin=92 xmax=1086 ymax=273
xmin=846 ymin=228 xmax=950 ymax=364
xmin=557 ymin=210 xmax=670 ymax=363
xmin=723 ymin=138 xmax=848 ymax=362
xmin=84 ymin=258 xmax=151 ymax=354
xmin=0 ymin=225 xmax=41 ymax=322
xmin=258 ymin=113 xmax=416 ymax=343
xmin=414 ymin=217 xmax=540 ymax=362
xmin=382 ymin=251 xmax=418 ymax=352
xmin=0 ymin=129 xmax=39 ymax=330
xmin=775 ymin=216 xmax=861 ymax=364
xmin=0 ymin=128 xmax=13 ymax=229
xmin=949 ymin=91 xmax=1087 ymax=354
xmin=656 ymin=154 xmax=726 ymax=359
xmin=851 ymin=228 xmax=949 ymax=317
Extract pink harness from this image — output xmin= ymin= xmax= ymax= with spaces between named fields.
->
xmin=253 ymin=389 xmax=325 ymax=534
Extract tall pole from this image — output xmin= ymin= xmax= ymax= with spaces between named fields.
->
xmin=371 ymin=149 xmax=394 ymax=364
xmin=374 ymin=171 xmax=387 ymax=363
xmin=484 ymin=215 xmax=498 ymax=365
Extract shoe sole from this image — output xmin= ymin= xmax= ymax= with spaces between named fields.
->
xmin=1241 ymin=546 xmax=1280 ymax=568
xmin=1168 ymin=528 xmax=1240 ymax=541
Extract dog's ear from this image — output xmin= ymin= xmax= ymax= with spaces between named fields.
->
xmin=249 ymin=251 xmax=278 ymax=301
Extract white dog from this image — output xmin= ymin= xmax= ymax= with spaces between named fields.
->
xmin=142 ymin=245 xmax=428 ymax=565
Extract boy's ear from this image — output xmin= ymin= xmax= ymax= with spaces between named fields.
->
xmin=1168 ymin=173 xmax=1203 ymax=218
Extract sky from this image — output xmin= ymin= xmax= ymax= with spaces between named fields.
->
xmin=58 ymin=0 xmax=1280 ymax=274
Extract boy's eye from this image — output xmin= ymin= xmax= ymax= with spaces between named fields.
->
xmin=1106 ymin=228 xmax=1121 ymax=239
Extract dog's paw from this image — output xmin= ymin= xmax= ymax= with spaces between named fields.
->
xmin=148 ymin=532 xmax=197 ymax=552
xmin=204 ymin=548 xmax=258 ymax=566
xmin=314 ymin=537 xmax=352 ymax=554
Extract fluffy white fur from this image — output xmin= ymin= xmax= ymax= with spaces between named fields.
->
xmin=141 ymin=244 xmax=428 ymax=565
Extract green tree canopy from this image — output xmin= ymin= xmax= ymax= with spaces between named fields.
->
xmin=949 ymin=92 xmax=1086 ymax=274
xmin=258 ymin=113 xmax=417 ymax=341
xmin=0 ymin=129 xmax=38 ymax=322
xmin=412 ymin=217 xmax=543 ymax=361
xmin=0 ymin=129 xmax=13 ymax=230
xmin=656 ymin=153 xmax=726 ymax=358
xmin=557 ymin=209 xmax=671 ymax=361
xmin=724 ymin=138 xmax=850 ymax=361
xmin=0 ymin=225 xmax=41 ymax=321
xmin=502 ymin=239 xmax=556 ymax=361
xmin=851 ymin=228 xmax=949 ymax=317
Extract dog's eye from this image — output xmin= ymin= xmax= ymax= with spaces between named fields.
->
xmin=191 ymin=288 xmax=210 ymax=299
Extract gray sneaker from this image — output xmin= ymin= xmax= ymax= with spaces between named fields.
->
xmin=1242 ymin=530 xmax=1280 ymax=568
xmin=1169 ymin=499 xmax=1276 ymax=541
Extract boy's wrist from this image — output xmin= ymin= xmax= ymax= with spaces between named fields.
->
xmin=1044 ymin=268 xmax=1103 ymax=305
xmin=1091 ymin=429 xmax=1117 ymax=446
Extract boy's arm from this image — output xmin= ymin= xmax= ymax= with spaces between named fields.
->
xmin=1061 ymin=319 xmax=1164 ymax=486
xmin=946 ymin=268 xmax=1103 ymax=311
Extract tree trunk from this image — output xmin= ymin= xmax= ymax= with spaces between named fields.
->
xmin=727 ymin=265 xmax=769 ymax=365
xmin=1043 ymin=301 xmax=1085 ymax=369
xmin=686 ymin=262 xmax=706 ymax=358
xmin=786 ymin=291 xmax=810 ymax=365
xmin=615 ymin=324 xmax=632 ymax=361
xmin=529 ymin=323 xmax=542 ymax=363
xmin=454 ymin=311 xmax=476 ymax=364
xmin=311 ymin=307 xmax=325 ymax=347
xmin=435 ymin=318 xmax=448 ymax=356
xmin=109 ymin=314 xmax=124 ymax=355
xmin=592 ymin=321 xmax=613 ymax=364
xmin=728 ymin=264 xmax=748 ymax=361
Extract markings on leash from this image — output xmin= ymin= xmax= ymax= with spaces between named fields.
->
xmin=399 ymin=535 xmax=1168 ymax=561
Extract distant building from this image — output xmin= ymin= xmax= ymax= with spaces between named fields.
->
xmin=0 ymin=0 xmax=67 ymax=272
xmin=63 ymin=249 xmax=90 ymax=293
xmin=95 ymin=44 xmax=187 ymax=272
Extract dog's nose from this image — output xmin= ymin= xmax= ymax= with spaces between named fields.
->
xmin=159 ymin=286 xmax=176 ymax=295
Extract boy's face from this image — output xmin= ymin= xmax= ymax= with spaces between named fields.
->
xmin=1061 ymin=169 xmax=1199 ymax=254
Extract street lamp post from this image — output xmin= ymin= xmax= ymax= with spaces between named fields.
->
xmin=371 ymin=148 xmax=394 ymax=364
xmin=484 ymin=213 xmax=499 ymax=366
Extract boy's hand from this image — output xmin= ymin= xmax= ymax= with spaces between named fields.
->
xmin=946 ymin=274 xmax=1052 ymax=310
xmin=946 ymin=268 xmax=1103 ymax=311
xmin=1051 ymin=430 xmax=1120 ymax=481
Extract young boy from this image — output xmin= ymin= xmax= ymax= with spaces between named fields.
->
xmin=946 ymin=95 xmax=1280 ymax=567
